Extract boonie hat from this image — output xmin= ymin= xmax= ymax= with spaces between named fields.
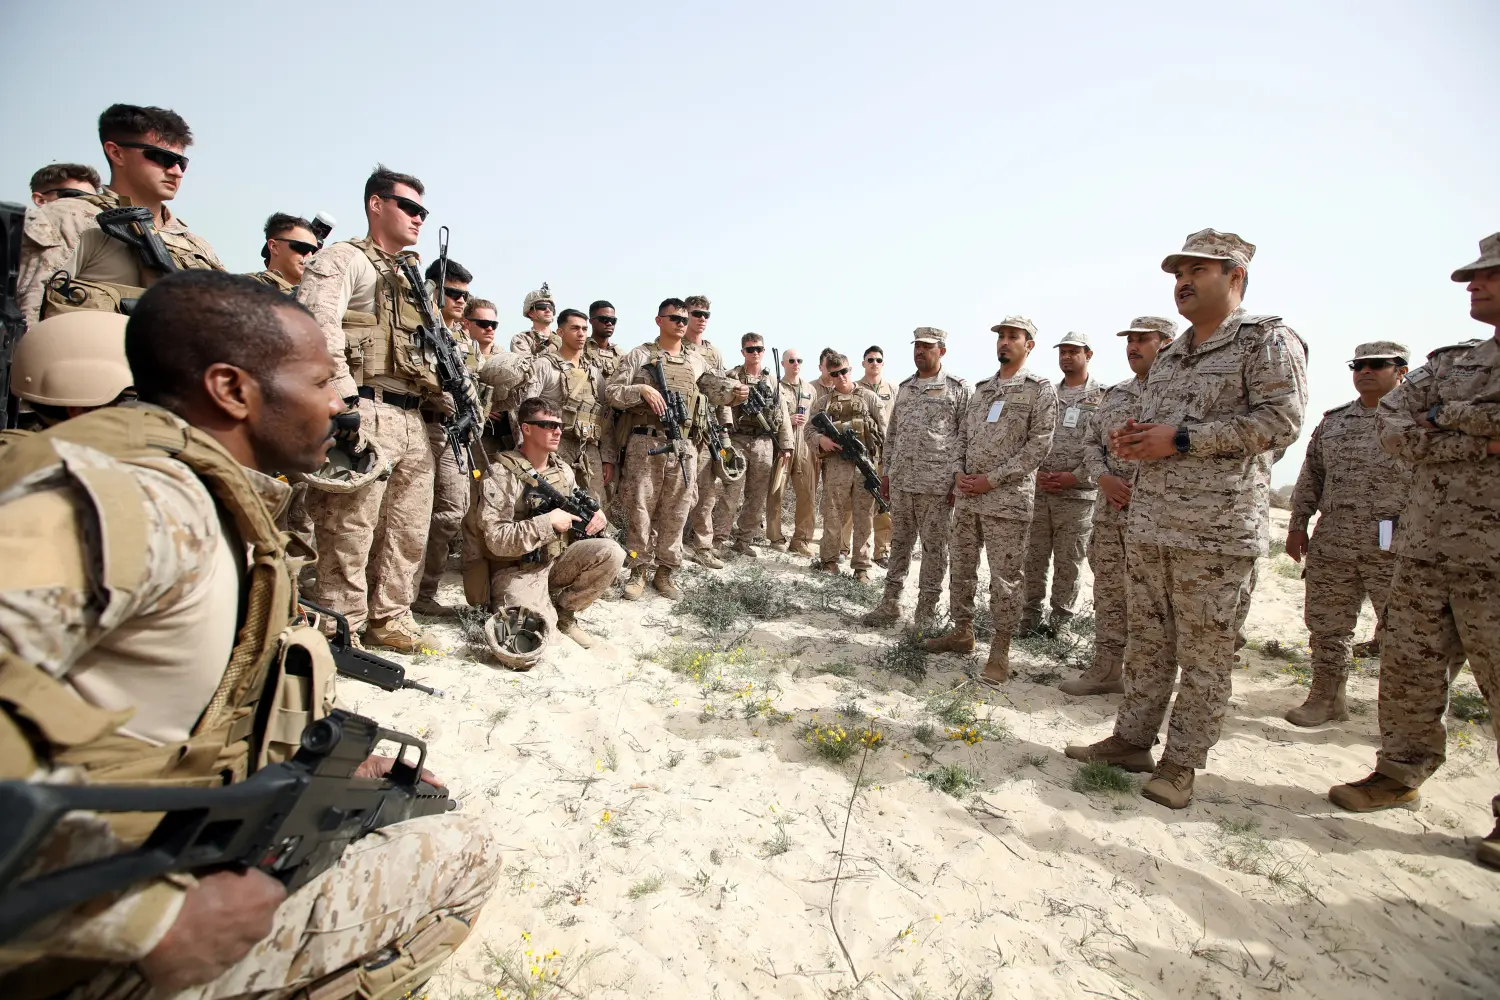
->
xmin=1451 ymin=233 xmax=1500 ymax=282
xmin=1117 ymin=316 xmax=1178 ymax=338
xmin=990 ymin=315 xmax=1037 ymax=338
xmin=1161 ymin=229 xmax=1256 ymax=274
xmin=913 ymin=327 xmax=947 ymax=344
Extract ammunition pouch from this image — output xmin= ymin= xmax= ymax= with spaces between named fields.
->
xmin=40 ymin=271 xmax=143 ymax=319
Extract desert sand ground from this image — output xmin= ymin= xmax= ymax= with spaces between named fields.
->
xmin=341 ymin=509 xmax=1500 ymax=1000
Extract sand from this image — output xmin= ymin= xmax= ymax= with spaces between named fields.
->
xmin=339 ymin=509 xmax=1500 ymax=999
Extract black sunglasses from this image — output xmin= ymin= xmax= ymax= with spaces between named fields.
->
xmin=43 ymin=187 xmax=90 ymax=199
xmin=591 ymin=315 xmax=617 ymax=325
xmin=744 ymin=345 xmax=765 ymax=354
xmin=786 ymin=358 xmax=802 ymax=364
xmin=1349 ymin=359 xmax=1397 ymax=371
xmin=690 ymin=310 xmax=711 ymax=319
xmin=530 ymin=302 xmax=555 ymax=312
xmin=470 ymin=318 xmax=498 ymax=331
xmin=275 ymin=237 xmax=318 ymax=256
xmin=864 ymin=356 xmax=883 ymax=364
xmin=116 ymin=141 xmax=189 ymax=172
xmin=376 ymin=193 xmax=429 ymax=221
xmin=524 ymin=419 xmax=564 ymax=431
xmin=829 ymin=366 xmax=851 ymax=378
xmin=443 ymin=286 xmax=469 ymax=301
xmin=662 ymin=314 xmax=689 ymax=326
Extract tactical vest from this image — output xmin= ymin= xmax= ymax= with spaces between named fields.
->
xmin=641 ymin=344 xmax=702 ymax=435
xmin=0 ymin=408 xmax=334 ymax=844
xmin=825 ymin=391 xmax=875 ymax=450
xmin=546 ymin=351 xmax=604 ymax=444
xmin=461 ymin=454 xmax=573 ymax=607
xmin=733 ymin=370 xmax=781 ymax=437
xmin=248 ymin=268 xmax=297 ymax=294
xmin=339 ymin=239 xmax=439 ymax=393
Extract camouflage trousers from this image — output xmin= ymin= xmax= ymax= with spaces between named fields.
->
xmin=1374 ymin=559 xmax=1500 ymax=788
xmin=948 ymin=507 xmax=1029 ymax=633
xmin=559 ymin=434 xmax=607 ymax=507
xmin=767 ymin=445 xmax=816 ymax=545
xmin=623 ymin=433 xmax=698 ymax=570
xmin=489 ymin=538 xmax=626 ymax=631
xmin=1086 ymin=520 xmax=1128 ymax=675
xmin=305 ymin=397 xmax=434 ymax=632
xmin=1113 ymin=543 xmax=1256 ymax=770
xmin=818 ymin=458 xmax=874 ymax=569
xmin=883 ymin=489 xmax=953 ymax=603
xmin=1304 ymin=548 xmax=1395 ymax=682
xmin=722 ymin=435 xmax=778 ymax=544
xmin=1022 ymin=493 xmax=1096 ymax=622
xmin=686 ymin=437 xmax=727 ymax=550
xmin=418 ymin=419 xmax=471 ymax=603
xmin=873 ymin=508 xmax=892 ymax=561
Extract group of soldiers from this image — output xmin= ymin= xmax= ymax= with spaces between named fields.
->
xmin=2 ymin=100 xmax=1499 ymax=1000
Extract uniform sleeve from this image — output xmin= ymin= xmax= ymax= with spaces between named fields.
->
xmin=864 ymin=391 xmax=886 ymax=457
xmin=17 ymin=205 xmax=69 ymax=328
xmin=881 ymin=387 xmax=904 ymax=475
xmin=295 ymin=245 xmax=362 ymax=400
xmin=951 ymin=382 xmax=974 ymax=482
xmin=774 ymin=391 xmax=796 ymax=452
xmin=1378 ymin=363 xmax=1492 ymax=465
xmin=806 ymin=392 xmax=832 ymax=451
xmin=1434 ymin=401 xmax=1500 ymax=439
xmin=1188 ymin=323 xmax=1308 ymax=458
xmin=1079 ymin=402 xmax=1112 ymax=485
xmin=986 ymin=383 xmax=1058 ymax=485
xmin=605 ymin=349 xmax=650 ymax=409
xmin=696 ymin=369 xmax=739 ymax=407
xmin=474 ymin=471 xmax=558 ymax=559
xmin=1288 ymin=419 xmax=1327 ymax=533
xmin=594 ymin=367 xmax=617 ymax=459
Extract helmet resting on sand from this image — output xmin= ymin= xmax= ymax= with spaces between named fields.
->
xmin=483 ymin=606 xmax=550 ymax=671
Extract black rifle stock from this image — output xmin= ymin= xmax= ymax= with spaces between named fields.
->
xmin=95 ymin=206 xmax=178 ymax=276
xmin=643 ymin=359 xmax=691 ymax=487
xmin=298 ymin=599 xmax=443 ymax=696
xmin=811 ymin=411 xmax=890 ymax=513
xmin=517 ymin=469 xmax=604 ymax=541
xmin=0 ymin=709 xmax=453 ymax=943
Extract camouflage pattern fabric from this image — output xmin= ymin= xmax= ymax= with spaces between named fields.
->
xmin=723 ymin=435 xmax=778 ymax=545
xmin=955 ymin=368 xmax=1058 ymax=521
xmin=1080 ymin=376 xmax=1144 ymax=529
xmin=16 ymin=189 xmax=121 ymax=327
xmin=768 ymin=377 xmax=817 ymax=545
xmin=417 ymin=420 xmax=469 ymax=604
xmin=882 ymin=372 xmax=971 ymax=494
xmin=818 ymin=458 xmax=875 ymax=570
xmin=1022 ymin=494 xmax=1095 ymax=622
xmin=621 ymin=435 xmax=699 ymax=570
xmin=1086 ymin=523 xmax=1128 ymax=677
xmin=947 ymin=508 xmax=1029 ymax=639
xmin=883 ymin=489 xmax=954 ymax=605
xmin=488 ymin=539 xmax=625 ymax=632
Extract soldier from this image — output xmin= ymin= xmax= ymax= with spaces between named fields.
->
xmin=587 ymin=299 xmax=623 ymax=375
xmin=1282 ymin=341 xmax=1412 ymax=726
xmin=1328 ymin=234 xmax=1500 ymax=872
xmin=463 ymin=397 xmax=625 ymax=650
xmin=924 ymin=318 xmax=1057 ymax=684
xmin=682 ymin=294 xmax=735 ymax=566
xmin=1021 ymin=332 xmax=1105 ymax=636
xmin=768 ymin=349 xmax=818 ymax=555
xmin=808 ymin=353 xmax=885 ymax=580
xmin=862 ymin=327 xmax=971 ymax=631
xmin=0 ymin=271 xmax=501 ymax=999
xmin=19 ymin=106 xmax=219 ymax=327
xmin=27 ymin=162 xmax=99 ymax=205
xmin=606 ymin=298 xmax=745 ymax=599
xmin=512 ymin=284 xmax=556 ymax=355
xmin=463 ymin=297 xmax=507 ymax=458
xmin=858 ymin=344 xmax=896 ymax=565
xmin=248 ymin=212 xmax=318 ymax=293
xmin=1065 ymin=229 xmax=1308 ymax=810
xmin=721 ymin=332 xmax=795 ymax=554
xmin=296 ymin=166 xmax=443 ymax=652
xmin=1061 ymin=316 xmax=1177 ymax=696
xmin=520 ymin=308 xmax=615 ymax=503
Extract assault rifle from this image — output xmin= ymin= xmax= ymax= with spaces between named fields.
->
xmin=0 ymin=709 xmax=453 ymax=942
xmin=96 ymin=206 xmax=179 ymax=276
xmin=644 ymin=359 xmax=692 ymax=487
xmin=739 ymin=349 xmax=782 ymax=434
xmin=398 ymin=226 xmax=484 ymax=479
xmin=298 ymin=598 xmax=443 ymax=696
xmin=517 ymin=469 xmax=605 ymax=541
xmin=812 ymin=411 xmax=890 ymax=513
xmin=1 ymin=201 xmax=24 ymax=429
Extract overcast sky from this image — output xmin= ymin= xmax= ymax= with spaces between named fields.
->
xmin=7 ymin=1 xmax=1497 ymax=483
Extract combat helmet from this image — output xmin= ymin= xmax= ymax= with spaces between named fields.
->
xmin=522 ymin=282 xmax=553 ymax=317
xmin=715 ymin=438 xmax=747 ymax=483
xmin=10 ymin=311 xmax=132 ymax=408
xmin=293 ymin=437 xmax=392 ymax=493
xmin=483 ymin=605 xmax=551 ymax=671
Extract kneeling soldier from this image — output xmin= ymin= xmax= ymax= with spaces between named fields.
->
xmin=463 ymin=397 xmax=625 ymax=650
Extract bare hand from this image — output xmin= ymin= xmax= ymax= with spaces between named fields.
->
xmin=139 ymin=869 xmax=286 ymax=991
xmin=730 ymin=385 xmax=751 ymax=404
xmin=791 ymin=412 xmax=806 ymax=428
xmin=1110 ymin=420 xmax=1178 ymax=461
xmin=547 ymin=508 xmax=581 ymax=535
xmin=1051 ymin=471 xmax=1079 ymax=490
xmin=1098 ymin=474 xmax=1131 ymax=510
xmin=957 ymin=473 xmax=993 ymax=496
xmin=603 ymin=462 xmax=615 ymax=486
xmin=1285 ymin=529 xmax=1308 ymax=563
xmin=1488 ymin=439 xmax=1500 ymax=455
xmin=584 ymin=511 xmax=607 ymax=536
xmin=355 ymin=752 xmax=440 ymax=786
xmin=818 ymin=435 xmax=840 ymax=453
xmin=638 ymin=385 xmax=666 ymax=416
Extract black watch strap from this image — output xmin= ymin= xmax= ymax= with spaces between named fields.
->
xmin=1173 ymin=426 xmax=1191 ymax=454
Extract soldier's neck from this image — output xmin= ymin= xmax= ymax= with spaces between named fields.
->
xmin=591 ymin=334 xmax=612 ymax=348
xmin=1186 ymin=299 xmax=1240 ymax=348
xmin=366 ymin=230 xmax=408 ymax=255
xmin=522 ymin=443 xmax=551 ymax=469
xmin=656 ymin=334 xmax=685 ymax=355
xmin=1357 ymin=390 xmax=1385 ymax=409
xmin=1061 ymin=371 xmax=1089 ymax=387
xmin=744 ymin=364 xmax=764 ymax=378
xmin=108 ymin=178 xmax=166 ymax=225
xmin=558 ymin=345 xmax=584 ymax=364
xmin=532 ymin=321 xmax=552 ymax=334
xmin=998 ymin=360 xmax=1025 ymax=380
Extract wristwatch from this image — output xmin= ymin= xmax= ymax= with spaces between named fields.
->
xmin=1173 ymin=426 xmax=1191 ymax=455
xmin=1426 ymin=403 xmax=1444 ymax=427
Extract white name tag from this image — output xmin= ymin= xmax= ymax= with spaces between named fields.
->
xmin=1062 ymin=406 xmax=1081 ymax=428
xmin=1379 ymin=519 xmax=1394 ymax=551
xmin=986 ymin=400 xmax=1005 ymax=422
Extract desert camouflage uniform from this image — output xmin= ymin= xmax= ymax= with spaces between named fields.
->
xmin=685 ymin=339 xmax=734 ymax=551
xmin=606 ymin=341 xmax=738 ymax=571
xmin=809 ymin=387 xmax=885 ymax=570
xmin=721 ymin=364 xmax=795 ymax=545
xmin=416 ymin=324 xmax=485 ymax=608
xmin=510 ymin=327 xmax=555 ymax=356
xmin=1289 ymin=399 xmax=1411 ymax=686
xmin=1023 ymin=376 xmax=1105 ymax=626
xmin=521 ymin=347 xmax=615 ymax=504
xmin=1114 ymin=308 xmax=1308 ymax=768
xmin=768 ymin=375 xmax=817 ymax=546
xmin=1372 ymin=335 xmax=1500 ymax=788
xmin=1080 ymin=376 xmax=1145 ymax=679
xmin=246 ymin=268 xmax=297 ymax=294
xmin=16 ymin=188 xmax=121 ymax=327
xmin=949 ymin=369 xmax=1058 ymax=666
xmin=859 ymin=375 xmax=897 ymax=559
xmin=880 ymin=370 xmax=971 ymax=608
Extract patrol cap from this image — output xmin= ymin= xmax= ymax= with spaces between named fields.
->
xmin=10 ymin=311 xmax=131 ymax=406
xmin=1161 ymin=229 xmax=1256 ymax=274
xmin=990 ymin=315 xmax=1037 ymax=338
xmin=1053 ymin=331 xmax=1091 ymax=349
xmin=1117 ymin=316 xmax=1178 ymax=338
xmin=1351 ymin=340 xmax=1410 ymax=363
xmin=523 ymin=283 xmax=553 ymax=316
xmin=1451 ymin=233 xmax=1500 ymax=282
xmin=913 ymin=326 xmax=947 ymax=344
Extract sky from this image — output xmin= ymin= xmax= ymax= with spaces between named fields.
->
xmin=6 ymin=1 xmax=1497 ymax=483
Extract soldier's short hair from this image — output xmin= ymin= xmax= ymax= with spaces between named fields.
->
xmin=126 ymin=271 xmax=311 ymax=407
xmin=658 ymin=298 xmax=687 ymax=314
xmin=862 ymin=345 xmax=884 ymax=360
xmin=464 ymin=297 xmax=497 ymax=318
xmin=741 ymin=332 xmax=764 ymax=347
xmin=589 ymin=300 xmax=614 ymax=315
xmin=1220 ymin=259 xmax=1250 ymax=298
xmin=826 ymin=352 xmax=850 ymax=372
xmin=517 ymin=397 xmax=560 ymax=424
xmin=98 ymin=104 xmax=193 ymax=148
xmin=29 ymin=163 xmax=100 ymax=194
xmin=557 ymin=308 xmax=588 ymax=329
xmin=818 ymin=347 xmax=836 ymax=364
xmin=262 ymin=212 xmax=312 ymax=262
xmin=683 ymin=295 xmax=711 ymax=311
xmin=425 ymin=259 xmax=473 ymax=284
xmin=364 ymin=164 xmax=425 ymax=202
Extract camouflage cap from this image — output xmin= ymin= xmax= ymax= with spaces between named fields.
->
xmin=1161 ymin=229 xmax=1256 ymax=274
xmin=912 ymin=326 xmax=947 ymax=344
xmin=1351 ymin=340 xmax=1411 ymax=362
xmin=1053 ymin=331 xmax=1091 ymax=349
xmin=1451 ymin=233 xmax=1500 ymax=282
xmin=1117 ymin=315 xmax=1178 ymax=338
xmin=990 ymin=315 xmax=1037 ymax=338
xmin=522 ymin=283 xmax=553 ymax=316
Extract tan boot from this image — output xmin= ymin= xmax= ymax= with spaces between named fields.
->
xmin=1059 ymin=658 xmax=1125 ymax=697
xmin=1352 ymin=637 xmax=1381 ymax=659
xmin=861 ymin=596 xmax=900 ymax=627
xmin=816 ymin=560 xmax=839 ymax=575
xmin=622 ymin=566 xmax=649 ymax=601
xmin=731 ymin=539 xmax=759 ymax=558
xmin=556 ymin=609 xmax=597 ymax=648
xmin=1328 ymin=772 xmax=1420 ymax=812
xmin=1063 ymin=735 xmax=1155 ymax=773
xmin=853 ymin=568 xmax=871 ymax=583
xmin=913 ymin=595 xmax=938 ymax=634
xmin=1285 ymin=673 xmax=1349 ymax=727
xmin=979 ymin=638 xmax=1010 ymax=686
xmin=1142 ymin=761 xmax=1195 ymax=809
xmin=789 ymin=540 xmax=815 ymax=556
xmin=691 ymin=547 xmax=725 ymax=570
xmin=923 ymin=624 xmax=975 ymax=654
xmin=411 ymin=596 xmax=459 ymax=618
xmin=653 ymin=566 xmax=683 ymax=600
xmin=365 ymin=613 xmax=439 ymax=654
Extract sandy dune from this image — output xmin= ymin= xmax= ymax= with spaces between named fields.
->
xmin=340 ymin=510 xmax=1499 ymax=1000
